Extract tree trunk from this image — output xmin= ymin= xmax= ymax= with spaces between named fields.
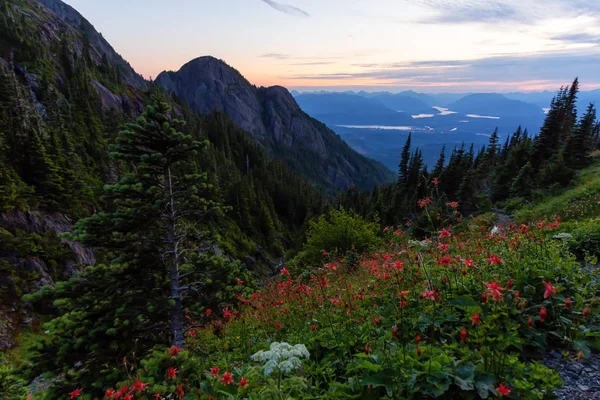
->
xmin=166 ymin=166 xmax=185 ymax=347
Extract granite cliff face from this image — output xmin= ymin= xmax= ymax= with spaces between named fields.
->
xmin=156 ymin=57 xmax=394 ymax=189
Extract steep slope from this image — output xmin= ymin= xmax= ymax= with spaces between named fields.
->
xmin=156 ymin=58 xmax=394 ymax=190
xmin=34 ymin=0 xmax=146 ymax=87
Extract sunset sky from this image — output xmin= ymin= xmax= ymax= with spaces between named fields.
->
xmin=63 ymin=0 xmax=600 ymax=92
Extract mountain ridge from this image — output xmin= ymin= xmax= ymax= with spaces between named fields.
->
xmin=156 ymin=56 xmax=394 ymax=189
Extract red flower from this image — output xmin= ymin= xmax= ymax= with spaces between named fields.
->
xmin=237 ymin=279 xmax=244 ymax=286
xmin=496 ymin=383 xmax=511 ymax=397
xmin=176 ymin=385 xmax=185 ymax=399
xmin=438 ymin=229 xmax=451 ymax=238
xmin=461 ymin=258 xmax=476 ymax=268
xmin=372 ymin=316 xmax=382 ymax=325
xmin=239 ymin=377 xmax=249 ymax=388
xmin=543 ymin=281 xmax=557 ymax=299
xmin=471 ymin=313 xmax=481 ymax=326
xmin=485 ymin=255 xmax=504 ymax=265
xmin=417 ymin=347 xmax=422 ymax=357
xmin=123 ymin=395 xmax=133 ymax=400
xmin=528 ymin=317 xmax=533 ymax=328
xmin=364 ymin=345 xmax=372 ymax=354
xmin=393 ymin=261 xmax=404 ymax=270
xmin=311 ymin=324 xmax=318 ymax=332
xmin=223 ymin=307 xmax=234 ymax=319
xmin=133 ymin=378 xmax=148 ymax=392
xmin=421 ymin=289 xmax=438 ymax=301
xmin=169 ymin=346 xmax=181 ymax=358
xmin=69 ymin=389 xmax=83 ymax=399
xmin=564 ymin=298 xmax=572 ymax=309
xmin=154 ymin=394 xmax=162 ymax=400
xmin=583 ymin=307 xmax=590 ymax=318
xmin=432 ymin=177 xmax=440 ymax=185
xmin=540 ymin=307 xmax=547 ymax=322
xmin=221 ymin=371 xmax=234 ymax=385
xmin=105 ymin=389 xmax=114 ymax=398
xmin=447 ymin=201 xmax=459 ymax=209
xmin=460 ymin=328 xmax=468 ymax=342
xmin=281 ymin=267 xmax=290 ymax=275
xmin=274 ymin=322 xmax=283 ymax=329
xmin=418 ymin=197 xmax=433 ymax=208
xmin=210 ymin=366 xmax=220 ymax=377
xmin=205 ymin=309 xmax=212 ymax=316
xmin=416 ymin=334 xmax=422 ymax=344
xmin=167 ymin=367 xmax=179 ymax=379
xmin=483 ymin=281 xmax=504 ymax=301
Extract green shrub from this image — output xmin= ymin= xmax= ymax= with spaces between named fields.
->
xmin=302 ymin=207 xmax=380 ymax=265
xmin=554 ymin=218 xmax=600 ymax=259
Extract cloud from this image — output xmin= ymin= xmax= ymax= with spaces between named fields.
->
xmin=259 ymin=53 xmax=291 ymax=60
xmin=290 ymin=61 xmax=337 ymax=66
xmin=406 ymin=0 xmax=600 ymax=25
xmin=260 ymin=0 xmax=310 ymax=17
xmin=551 ymin=33 xmax=600 ymax=45
xmin=284 ymin=51 xmax=600 ymax=89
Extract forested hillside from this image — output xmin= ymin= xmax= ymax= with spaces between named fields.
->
xmin=0 ymin=0 xmax=324 ymax=353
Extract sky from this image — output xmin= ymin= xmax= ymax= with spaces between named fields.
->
xmin=63 ymin=0 xmax=600 ymax=92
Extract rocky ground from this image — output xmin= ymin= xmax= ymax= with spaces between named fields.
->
xmin=544 ymin=350 xmax=600 ymax=399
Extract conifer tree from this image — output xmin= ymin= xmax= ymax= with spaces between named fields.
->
xmin=24 ymin=96 xmax=229 ymax=395
xmin=510 ymin=161 xmax=535 ymax=198
xmin=563 ymin=103 xmax=597 ymax=169
xmin=397 ymin=133 xmax=412 ymax=185
xmin=432 ymin=145 xmax=445 ymax=178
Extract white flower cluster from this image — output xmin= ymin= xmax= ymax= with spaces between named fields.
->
xmin=408 ymin=239 xmax=431 ymax=250
xmin=251 ymin=342 xmax=310 ymax=376
xmin=552 ymin=233 xmax=574 ymax=240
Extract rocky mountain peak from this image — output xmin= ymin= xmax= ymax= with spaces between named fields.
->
xmin=156 ymin=56 xmax=394 ymax=189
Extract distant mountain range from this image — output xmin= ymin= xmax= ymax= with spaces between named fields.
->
xmin=291 ymin=89 xmax=600 ymax=110
xmin=291 ymin=88 xmax=596 ymax=170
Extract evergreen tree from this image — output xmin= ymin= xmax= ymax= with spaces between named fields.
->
xmin=397 ymin=133 xmax=412 ymax=185
xmin=563 ymin=103 xmax=597 ymax=169
xmin=24 ymin=96 xmax=230 ymax=395
xmin=510 ymin=161 xmax=535 ymax=198
xmin=432 ymin=145 xmax=445 ymax=178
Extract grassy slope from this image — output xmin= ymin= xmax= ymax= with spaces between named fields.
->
xmin=513 ymin=155 xmax=600 ymax=224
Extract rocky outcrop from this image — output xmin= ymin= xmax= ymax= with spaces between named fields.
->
xmin=34 ymin=0 xmax=146 ymax=87
xmin=0 ymin=210 xmax=94 ymax=351
xmin=156 ymin=57 xmax=394 ymax=190
xmin=90 ymin=79 xmax=145 ymax=115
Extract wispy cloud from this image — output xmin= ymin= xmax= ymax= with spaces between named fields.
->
xmin=259 ymin=53 xmax=291 ymax=60
xmin=551 ymin=33 xmax=600 ymax=45
xmin=283 ymin=51 xmax=600 ymax=90
xmin=290 ymin=61 xmax=337 ymax=66
xmin=260 ymin=0 xmax=310 ymax=17
xmin=406 ymin=0 xmax=600 ymax=25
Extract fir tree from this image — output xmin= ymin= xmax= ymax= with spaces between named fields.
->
xmin=24 ymin=96 xmax=230 ymax=395
xmin=397 ymin=133 xmax=412 ymax=185
xmin=510 ymin=161 xmax=535 ymax=198
xmin=563 ymin=103 xmax=597 ymax=169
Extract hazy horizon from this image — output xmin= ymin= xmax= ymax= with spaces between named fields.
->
xmin=63 ymin=0 xmax=600 ymax=93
